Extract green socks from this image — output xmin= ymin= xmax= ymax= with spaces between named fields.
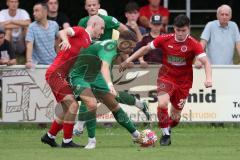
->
xmin=112 ymin=107 xmax=136 ymax=134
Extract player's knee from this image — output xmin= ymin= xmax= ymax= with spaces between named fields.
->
xmin=69 ymin=102 xmax=79 ymax=114
xmin=85 ymin=99 xmax=97 ymax=111
xmin=158 ymin=101 xmax=169 ymax=108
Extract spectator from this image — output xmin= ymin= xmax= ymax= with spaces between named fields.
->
xmin=25 ymin=2 xmax=59 ymax=68
xmin=200 ymin=4 xmax=240 ymax=65
xmin=46 ymin=0 xmax=70 ymax=30
xmin=0 ymin=27 xmax=16 ymax=65
xmin=139 ymin=0 xmax=169 ymax=33
xmin=125 ymin=1 xmax=146 ymax=42
xmin=79 ymin=0 xmax=128 ymax=41
xmin=134 ymin=14 xmax=163 ymax=68
xmin=0 ymin=0 xmax=31 ymax=55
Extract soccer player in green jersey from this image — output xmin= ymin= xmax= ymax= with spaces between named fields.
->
xmin=69 ymin=31 xmax=142 ymax=149
xmin=74 ymin=0 xmax=150 ymax=139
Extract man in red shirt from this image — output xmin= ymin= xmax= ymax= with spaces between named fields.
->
xmin=41 ymin=15 xmax=105 ymax=148
xmin=139 ymin=0 xmax=169 ymax=32
xmin=120 ymin=14 xmax=212 ymax=146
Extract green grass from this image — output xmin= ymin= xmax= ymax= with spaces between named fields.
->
xmin=0 ymin=124 xmax=240 ymax=160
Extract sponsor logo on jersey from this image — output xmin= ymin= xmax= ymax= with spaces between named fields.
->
xmin=181 ymin=45 xmax=188 ymax=52
xmin=167 ymin=55 xmax=186 ymax=66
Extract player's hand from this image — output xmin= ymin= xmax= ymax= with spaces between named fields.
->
xmin=139 ymin=60 xmax=148 ymax=68
xmin=108 ymin=83 xmax=117 ymax=96
xmin=119 ymin=60 xmax=128 ymax=72
xmin=59 ymin=40 xmax=71 ymax=51
xmin=204 ymin=79 xmax=212 ymax=88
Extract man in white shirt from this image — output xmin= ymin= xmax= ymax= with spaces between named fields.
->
xmin=0 ymin=0 xmax=31 ymax=55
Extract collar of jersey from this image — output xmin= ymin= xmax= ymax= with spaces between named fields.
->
xmin=174 ymin=34 xmax=189 ymax=42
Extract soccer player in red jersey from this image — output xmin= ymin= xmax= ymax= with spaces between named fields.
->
xmin=41 ymin=15 xmax=105 ymax=148
xmin=120 ymin=14 xmax=212 ymax=146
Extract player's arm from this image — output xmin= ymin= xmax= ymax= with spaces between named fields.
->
xmin=101 ymin=61 xmax=117 ymax=96
xmin=117 ymin=23 xmax=129 ymax=33
xmin=119 ymin=44 xmax=151 ymax=72
xmin=197 ymin=55 xmax=212 ymax=88
xmin=58 ymin=27 xmax=75 ymax=50
xmin=194 ymin=39 xmax=208 ymax=69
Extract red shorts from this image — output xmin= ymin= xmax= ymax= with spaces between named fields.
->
xmin=45 ymin=70 xmax=73 ymax=103
xmin=157 ymin=77 xmax=191 ymax=111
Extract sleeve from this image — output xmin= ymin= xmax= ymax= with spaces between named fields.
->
xmin=150 ymin=35 xmax=164 ymax=49
xmin=71 ymin=26 xmax=84 ymax=37
xmin=78 ymin=18 xmax=87 ymax=28
xmin=21 ymin=9 xmax=30 ymax=20
xmin=105 ymin=16 xmax=120 ymax=30
xmin=200 ymin=22 xmax=211 ymax=42
xmin=233 ymin=22 xmax=240 ymax=42
xmin=98 ymin=41 xmax=117 ymax=65
xmin=7 ymin=41 xmax=16 ymax=59
xmin=25 ymin=24 xmax=34 ymax=42
xmin=193 ymin=41 xmax=206 ymax=58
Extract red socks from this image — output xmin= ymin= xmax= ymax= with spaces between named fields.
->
xmin=48 ymin=120 xmax=63 ymax=136
xmin=63 ymin=123 xmax=74 ymax=139
xmin=169 ymin=117 xmax=180 ymax=128
xmin=157 ymin=107 xmax=169 ymax=128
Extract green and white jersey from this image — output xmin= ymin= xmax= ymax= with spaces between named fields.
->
xmin=70 ymin=39 xmax=118 ymax=82
xmin=78 ymin=15 xmax=120 ymax=41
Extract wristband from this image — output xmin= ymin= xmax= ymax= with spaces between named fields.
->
xmin=107 ymin=82 xmax=113 ymax=87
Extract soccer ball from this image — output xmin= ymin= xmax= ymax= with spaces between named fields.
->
xmin=139 ymin=129 xmax=158 ymax=147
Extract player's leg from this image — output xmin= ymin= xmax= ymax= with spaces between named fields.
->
xmin=169 ymin=88 xmax=189 ymax=129
xmin=41 ymin=102 xmax=66 ymax=147
xmin=156 ymin=79 xmax=174 ymax=146
xmin=98 ymin=92 xmax=140 ymax=141
xmin=60 ymin=95 xmax=82 ymax=148
xmin=93 ymin=75 xmax=140 ymax=140
xmin=169 ymin=106 xmax=182 ymax=128
xmin=157 ymin=93 xmax=172 ymax=146
xmin=73 ymin=102 xmax=86 ymax=136
xmin=116 ymin=91 xmax=150 ymax=121
xmin=41 ymin=73 xmax=69 ymax=147
xmin=79 ymin=88 xmax=98 ymax=149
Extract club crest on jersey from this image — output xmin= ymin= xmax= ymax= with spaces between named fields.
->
xmin=181 ymin=45 xmax=188 ymax=52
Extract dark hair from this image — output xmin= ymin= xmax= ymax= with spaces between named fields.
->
xmin=44 ymin=0 xmax=59 ymax=4
xmin=125 ymin=1 xmax=139 ymax=13
xmin=34 ymin=2 xmax=49 ymax=11
xmin=173 ymin=14 xmax=190 ymax=28
xmin=119 ymin=30 xmax=138 ymax=42
xmin=85 ymin=0 xmax=100 ymax=4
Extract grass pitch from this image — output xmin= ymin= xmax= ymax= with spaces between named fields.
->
xmin=0 ymin=124 xmax=240 ymax=160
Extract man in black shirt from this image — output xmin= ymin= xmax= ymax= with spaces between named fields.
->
xmin=46 ymin=0 xmax=70 ymax=30
xmin=0 ymin=27 xmax=16 ymax=65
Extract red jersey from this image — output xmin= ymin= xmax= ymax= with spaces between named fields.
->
xmin=139 ymin=5 xmax=170 ymax=20
xmin=150 ymin=34 xmax=205 ymax=86
xmin=47 ymin=26 xmax=91 ymax=76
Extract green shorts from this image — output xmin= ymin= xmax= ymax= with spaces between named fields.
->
xmin=69 ymin=73 xmax=110 ymax=98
